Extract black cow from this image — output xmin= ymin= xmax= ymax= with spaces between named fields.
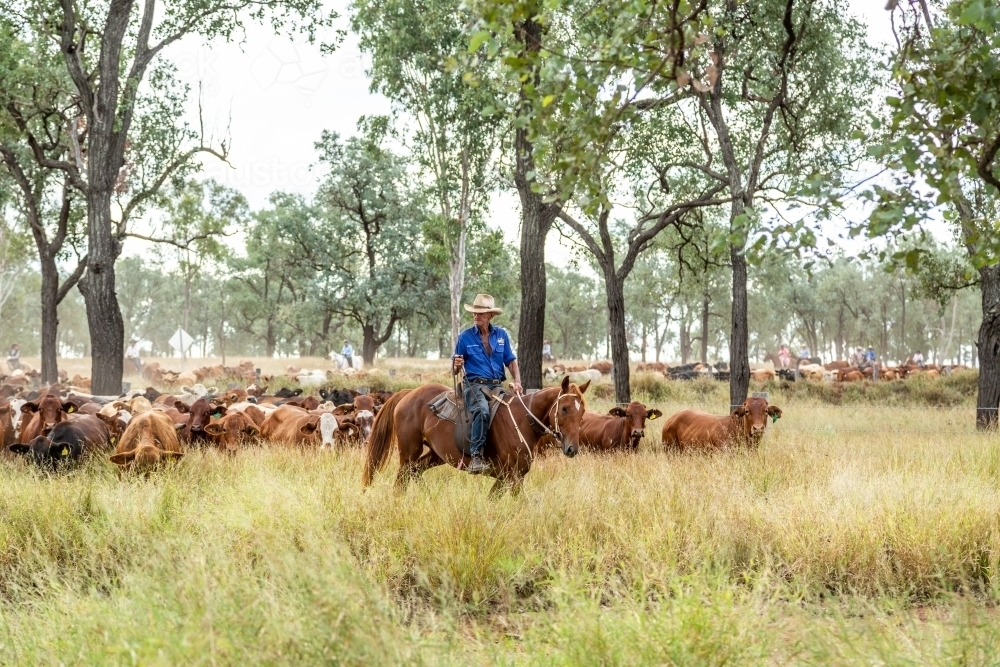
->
xmin=319 ymin=388 xmax=353 ymax=405
xmin=273 ymin=387 xmax=303 ymax=399
xmin=8 ymin=415 xmax=110 ymax=468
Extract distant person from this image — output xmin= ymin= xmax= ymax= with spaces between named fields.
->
xmin=852 ymin=347 xmax=865 ymax=367
xmin=778 ymin=345 xmax=791 ymax=369
xmin=6 ymin=343 xmax=21 ymax=371
xmin=125 ymin=337 xmax=142 ymax=373
xmin=864 ymin=345 xmax=879 ymax=380
xmin=542 ymin=340 xmax=554 ymax=362
xmin=341 ymin=339 xmax=354 ymax=369
xmin=798 ymin=345 xmax=811 ymax=362
xmin=912 ymin=350 xmax=925 ymax=368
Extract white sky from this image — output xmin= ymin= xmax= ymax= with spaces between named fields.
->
xmin=160 ymin=0 xmax=896 ymax=266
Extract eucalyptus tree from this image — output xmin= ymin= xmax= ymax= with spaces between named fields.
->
xmin=866 ymin=0 xmax=1000 ymax=427
xmin=351 ymin=0 xmax=501 ymax=349
xmin=472 ymin=0 xmax=871 ymax=406
xmin=316 ymin=122 xmax=434 ymax=365
xmin=0 ymin=24 xmax=89 ymax=382
xmin=0 ymin=0 xmax=330 ymax=393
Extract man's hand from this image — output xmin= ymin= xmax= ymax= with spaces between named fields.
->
xmin=510 ymin=380 xmax=523 ymax=395
xmin=453 ymin=355 xmax=464 ymax=373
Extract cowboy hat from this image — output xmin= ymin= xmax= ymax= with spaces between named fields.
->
xmin=464 ymin=294 xmax=503 ymax=315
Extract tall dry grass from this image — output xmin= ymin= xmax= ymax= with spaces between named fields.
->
xmin=2 ymin=397 xmax=999 ymax=664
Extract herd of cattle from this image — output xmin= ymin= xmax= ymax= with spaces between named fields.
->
xmin=0 ymin=375 xmax=785 ymax=476
xmin=0 ymin=381 xmax=388 ymax=471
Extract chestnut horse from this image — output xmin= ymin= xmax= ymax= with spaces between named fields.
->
xmin=363 ymin=376 xmax=590 ymax=494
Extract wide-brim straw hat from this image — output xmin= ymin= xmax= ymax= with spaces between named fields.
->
xmin=464 ymin=293 xmax=503 ymax=315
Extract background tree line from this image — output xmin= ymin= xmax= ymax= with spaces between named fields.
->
xmin=0 ymin=0 xmax=999 ymax=425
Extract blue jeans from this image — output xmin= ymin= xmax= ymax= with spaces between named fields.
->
xmin=464 ymin=381 xmax=499 ymax=457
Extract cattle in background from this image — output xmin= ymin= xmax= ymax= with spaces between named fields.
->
xmin=661 ymin=397 xmax=782 ymax=452
xmin=580 ymin=401 xmax=662 ymax=452
xmin=8 ymin=415 xmax=110 ymax=469
xmin=590 ymin=361 xmax=612 ymax=374
xmin=750 ymin=368 xmax=775 ymax=382
xmin=109 ymin=411 xmax=185 ymax=472
xmin=331 ymin=394 xmax=377 ymax=441
xmin=246 ymin=384 xmax=268 ymax=398
xmin=319 ymin=388 xmax=354 ymax=405
xmin=569 ymin=369 xmax=602 ymax=386
xmin=636 ymin=362 xmax=667 ymax=373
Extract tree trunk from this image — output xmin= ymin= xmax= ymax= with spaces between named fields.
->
xmin=605 ymin=272 xmax=630 ymax=403
xmin=78 ymin=190 xmax=124 ymax=395
xmin=730 ymin=247 xmax=750 ymax=410
xmin=680 ymin=318 xmax=691 ymax=364
xmin=976 ymin=264 xmax=1000 ymax=430
xmin=700 ymin=290 xmax=710 ymax=365
xmin=513 ymin=15 xmax=560 ymax=391
xmin=449 ymin=224 xmax=468 ymax=350
xmin=363 ymin=324 xmax=378 ymax=366
xmin=39 ymin=256 xmax=60 ymax=384
xmin=265 ymin=321 xmax=276 ymax=357
xmin=516 ymin=199 xmax=556 ymax=389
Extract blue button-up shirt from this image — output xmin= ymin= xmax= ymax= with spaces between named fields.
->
xmin=455 ymin=324 xmax=516 ymax=381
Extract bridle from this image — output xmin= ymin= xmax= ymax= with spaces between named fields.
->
xmin=514 ymin=388 xmax=575 ymax=442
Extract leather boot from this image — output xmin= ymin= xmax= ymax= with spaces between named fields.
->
xmin=468 ymin=455 xmax=491 ymax=475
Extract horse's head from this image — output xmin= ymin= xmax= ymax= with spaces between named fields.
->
xmin=548 ymin=376 xmax=590 ymax=458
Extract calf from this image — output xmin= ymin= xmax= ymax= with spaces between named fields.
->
xmin=8 ymin=415 xmax=110 ymax=469
xmin=661 ymin=397 xmax=782 ymax=452
xmin=204 ymin=411 xmax=261 ymax=453
xmin=331 ymin=394 xmax=377 ymax=441
xmin=580 ymin=401 xmax=663 ymax=452
xmin=109 ymin=410 xmax=185 ymax=472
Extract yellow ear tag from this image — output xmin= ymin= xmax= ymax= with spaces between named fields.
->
xmin=68 ymin=406 xmax=75 ymax=413
xmin=110 ymin=436 xmax=117 ymax=445
xmin=61 ymin=447 xmax=69 ymax=456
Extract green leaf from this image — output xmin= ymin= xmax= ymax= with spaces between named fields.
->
xmin=469 ymin=30 xmax=490 ymax=53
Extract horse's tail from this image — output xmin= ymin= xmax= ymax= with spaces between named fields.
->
xmin=363 ymin=389 xmax=411 ymax=486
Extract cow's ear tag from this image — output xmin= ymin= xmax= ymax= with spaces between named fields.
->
xmin=772 ymin=414 xmax=780 ymax=423
xmin=61 ymin=447 xmax=69 ymax=456
xmin=110 ymin=436 xmax=117 ymax=445
xmin=213 ymin=412 xmax=222 ymax=419
xmin=67 ymin=406 xmax=75 ymax=413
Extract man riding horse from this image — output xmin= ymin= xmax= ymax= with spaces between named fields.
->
xmin=452 ymin=294 xmax=523 ymax=475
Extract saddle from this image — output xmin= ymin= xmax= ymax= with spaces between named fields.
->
xmin=428 ymin=383 xmax=506 ymax=456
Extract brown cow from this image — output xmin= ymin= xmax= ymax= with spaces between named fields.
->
xmin=261 ymin=405 xmax=356 ymax=448
xmin=221 ymin=388 xmax=249 ymax=406
xmin=331 ymin=394 xmax=378 ymax=441
xmin=824 ymin=360 xmax=851 ymax=371
xmin=636 ymin=362 xmax=667 ymax=373
xmin=590 ymin=361 xmax=613 ymax=374
xmin=837 ymin=369 xmax=864 ymax=382
xmin=109 ymin=410 xmax=184 ymax=472
xmin=0 ymin=399 xmax=16 ymax=454
xmin=19 ymin=394 xmax=79 ymax=443
xmin=579 ymin=401 xmax=663 ymax=452
xmin=204 ymin=411 xmax=261 ymax=453
xmin=660 ymin=397 xmax=782 ymax=452
xmin=750 ymin=368 xmax=775 ymax=382
xmin=178 ymin=399 xmax=226 ymax=445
